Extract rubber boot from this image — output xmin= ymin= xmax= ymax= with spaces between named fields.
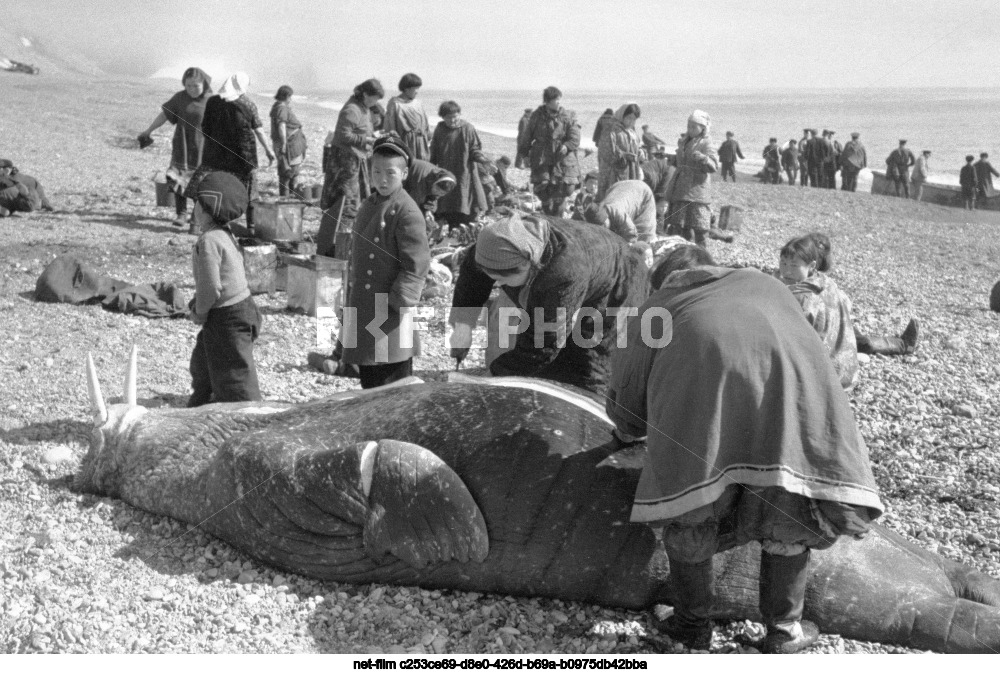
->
xmin=656 ymin=557 xmax=715 ymax=650
xmin=758 ymin=550 xmax=819 ymax=654
xmin=856 ymin=318 xmax=919 ymax=356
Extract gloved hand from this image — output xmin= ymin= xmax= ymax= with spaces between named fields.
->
xmin=137 ymin=133 xmax=153 ymax=149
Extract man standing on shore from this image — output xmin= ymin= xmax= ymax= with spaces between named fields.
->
xmin=781 ymin=140 xmax=799 ymax=187
xmin=885 ymin=140 xmax=915 ymax=198
xmin=515 ymin=108 xmax=532 ymax=169
xmin=718 ymin=131 xmax=745 ymax=182
xmin=807 ymin=129 xmax=826 ymax=188
xmin=911 ymin=150 xmax=930 ymax=202
xmin=762 ymin=138 xmax=782 ymax=184
xmin=974 ymin=152 xmax=999 ymax=204
xmin=825 ymin=131 xmax=842 ymax=189
xmin=839 ymin=132 xmax=867 ymax=192
xmin=798 ymin=129 xmax=812 ymax=186
xmin=519 ymin=87 xmax=581 ymax=216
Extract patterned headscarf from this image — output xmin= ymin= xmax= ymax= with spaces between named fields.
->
xmin=475 ymin=212 xmax=550 ymax=271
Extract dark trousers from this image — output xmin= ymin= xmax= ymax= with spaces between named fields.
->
xmin=534 ymin=181 xmax=574 ymax=216
xmin=359 ymin=358 xmax=413 ymax=389
xmin=823 ymin=164 xmax=837 ymax=189
xmin=317 ymin=153 xmax=366 ymax=257
xmin=841 ymin=168 xmax=859 ymax=192
xmin=799 ymin=165 xmax=808 ymax=186
xmin=784 ymin=167 xmax=797 ymax=185
xmin=807 ymin=164 xmax=821 ymax=187
xmin=720 ymin=161 xmax=736 ymax=182
xmin=189 ymin=297 xmax=262 ymax=407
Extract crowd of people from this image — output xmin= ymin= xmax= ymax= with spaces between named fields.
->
xmin=93 ymin=72 xmax=964 ymax=653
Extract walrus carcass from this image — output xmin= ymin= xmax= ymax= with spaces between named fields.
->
xmin=76 ymin=352 xmax=1000 ymax=653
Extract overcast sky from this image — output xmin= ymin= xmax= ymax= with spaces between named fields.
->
xmin=8 ymin=0 xmax=1000 ymax=91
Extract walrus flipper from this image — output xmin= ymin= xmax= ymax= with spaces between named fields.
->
xmin=363 ymin=439 xmax=489 ymax=569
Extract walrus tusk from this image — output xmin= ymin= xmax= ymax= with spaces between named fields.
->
xmin=124 ymin=345 xmax=138 ymax=408
xmin=86 ymin=353 xmax=108 ymax=425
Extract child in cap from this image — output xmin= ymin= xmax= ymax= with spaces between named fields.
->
xmin=188 ymin=170 xmax=262 ymax=406
xmin=339 ymin=135 xmax=430 ymax=389
xmin=571 ymin=170 xmax=600 ymax=220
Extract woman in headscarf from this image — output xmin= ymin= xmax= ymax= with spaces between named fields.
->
xmin=384 ymin=73 xmax=431 ymax=161
xmin=665 ymin=109 xmax=720 ymax=246
xmin=139 ymin=67 xmax=213 ymax=227
xmin=316 ymin=78 xmax=384 ymax=257
xmin=597 ymin=103 xmax=644 ymax=200
xmin=270 ymin=84 xmax=307 ymax=197
xmin=449 ymin=211 xmax=649 ymax=393
xmin=430 ymin=100 xmax=491 ymax=226
xmin=189 ymin=72 xmax=275 ymax=236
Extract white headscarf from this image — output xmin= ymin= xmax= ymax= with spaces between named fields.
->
xmin=218 ymin=72 xmax=250 ymax=102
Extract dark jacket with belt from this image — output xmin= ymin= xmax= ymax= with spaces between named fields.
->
xmin=450 ymin=217 xmax=649 ymax=393
xmin=341 ymin=188 xmax=430 ymax=366
xmin=717 ymin=139 xmax=745 ymax=164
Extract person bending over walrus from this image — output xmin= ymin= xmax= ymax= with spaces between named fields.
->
xmin=607 ymin=245 xmax=883 ymax=653
xmin=449 ymin=211 xmax=648 ymax=394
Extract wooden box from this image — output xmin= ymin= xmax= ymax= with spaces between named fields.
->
xmin=718 ymin=205 xmax=743 ymax=231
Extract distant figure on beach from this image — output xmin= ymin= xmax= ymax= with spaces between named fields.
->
xmin=138 ymin=67 xmax=212 ymax=228
xmin=519 ymin=86 xmax=582 ymax=216
xmin=592 ymin=108 xmax=615 ymax=146
xmin=584 ymin=179 xmax=657 ymax=243
xmin=815 ymin=130 xmax=835 ymax=189
xmin=597 ymin=103 xmax=644 ymax=200
xmin=960 ymin=155 xmax=979 ymax=210
xmin=885 ymin=140 xmax=915 ymax=198
xmin=0 ymin=159 xmax=55 ymax=212
xmin=430 ymin=100 xmax=491 ymax=226
xmin=781 ymin=140 xmax=799 ymax=187
xmin=641 ymin=124 xmax=666 ymax=159
xmin=190 ymin=72 xmax=275 ymax=238
xmin=910 ymin=150 xmax=930 ymax=202
xmin=825 ymin=131 xmax=841 ymax=190
xmin=316 ymin=78 xmax=383 ymax=257
xmin=839 ymin=132 xmax=867 ymax=192
xmin=762 ymin=137 xmax=782 ymax=184
xmin=384 ymin=73 xmax=432 ymax=161
xmin=270 ymin=85 xmax=307 ymax=198
xmin=806 ymin=128 xmax=826 ymax=188
xmin=798 ymin=129 xmax=812 ymax=187
xmin=514 ymin=108 xmax=533 ymax=168
xmin=665 ymin=110 xmax=727 ymax=246
xmin=974 ymin=152 xmax=999 ymax=203
xmin=717 ymin=131 xmax=745 ymax=182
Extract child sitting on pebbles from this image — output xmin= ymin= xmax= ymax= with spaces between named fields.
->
xmin=187 ymin=171 xmax=262 ymax=406
xmin=778 ymin=232 xmax=918 ymax=390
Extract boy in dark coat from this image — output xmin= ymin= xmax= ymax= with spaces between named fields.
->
xmin=188 ymin=170 xmax=262 ymax=406
xmin=340 ymin=136 xmax=430 ymax=389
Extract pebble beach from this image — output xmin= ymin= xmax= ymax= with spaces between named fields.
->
xmin=1 ymin=73 xmax=1000 ymax=655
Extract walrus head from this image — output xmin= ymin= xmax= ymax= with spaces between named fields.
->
xmin=76 ymin=346 xmax=149 ymax=495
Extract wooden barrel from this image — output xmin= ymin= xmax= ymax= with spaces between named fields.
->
xmin=241 ymin=242 xmax=277 ymax=295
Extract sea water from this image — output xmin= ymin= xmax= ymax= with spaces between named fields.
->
xmin=302 ymin=87 xmax=1000 ymax=186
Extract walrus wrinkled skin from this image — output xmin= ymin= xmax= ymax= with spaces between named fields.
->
xmin=77 ymin=373 xmax=1000 ymax=653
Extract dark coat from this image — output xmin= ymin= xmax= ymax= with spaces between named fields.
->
xmin=592 ymin=112 xmax=615 ymax=145
xmin=519 ymin=106 xmax=582 ymax=186
xmin=199 ymin=95 xmax=261 ymax=179
xmin=430 ymin=120 xmax=488 ymax=216
xmin=974 ymin=160 xmax=1000 ymax=193
xmin=341 ymin=188 xmax=430 ymax=366
xmin=960 ymin=164 xmax=979 ymax=189
xmin=717 ymin=138 xmax=745 ymax=164
xmin=450 ymin=217 xmax=649 ymax=393
xmin=640 ymin=158 xmax=674 ymax=203
xmin=405 ymin=159 xmax=456 ymax=215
